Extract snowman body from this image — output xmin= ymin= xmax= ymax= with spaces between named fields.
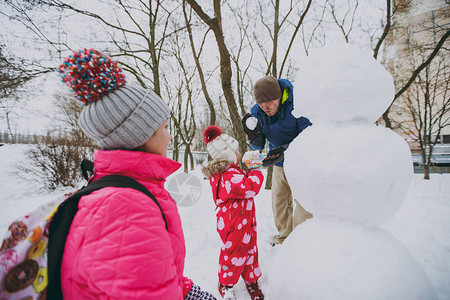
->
xmin=269 ymin=44 xmax=437 ymax=299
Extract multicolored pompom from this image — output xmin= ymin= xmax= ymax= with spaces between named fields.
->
xmin=58 ymin=49 xmax=126 ymax=104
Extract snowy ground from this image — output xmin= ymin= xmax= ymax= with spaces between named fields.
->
xmin=1 ymin=144 xmax=449 ymax=299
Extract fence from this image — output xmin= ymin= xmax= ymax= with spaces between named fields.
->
xmin=0 ymin=132 xmax=45 ymax=145
xmin=413 ymin=164 xmax=450 ymax=174
xmin=167 ymin=150 xmax=209 ymax=165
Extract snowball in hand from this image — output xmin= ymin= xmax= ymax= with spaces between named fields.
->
xmin=245 ymin=116 xmax=258 ymax=130
xmin=293 ymin=43 xmax=395 ymax=124
xmin=285 ymin=125 xmax=413 ymax=227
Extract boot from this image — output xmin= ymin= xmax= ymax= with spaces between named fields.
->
xmin=246 ymin=280 xmax=264 ymax=300
xmin=218 ymin=283 xmax=235 ymax=299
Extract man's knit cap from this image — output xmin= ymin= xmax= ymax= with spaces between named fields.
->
xmin=253 ymin=75 xmax=282 ymax=104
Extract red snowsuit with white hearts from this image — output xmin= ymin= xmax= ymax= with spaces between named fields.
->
xmin=209 ymin=164 xmax=264 ymax=286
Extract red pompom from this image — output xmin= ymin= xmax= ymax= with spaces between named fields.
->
xmin=203 ymin=126 xmax=222 ymax=144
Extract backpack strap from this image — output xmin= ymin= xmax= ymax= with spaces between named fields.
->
xmin=216 ymin=173 xmax=222 ymax=199
xmin=47 ymin=175 xmax=168 ymax=300
xmin=80 ymin=159 xmax=94 ymax=180
xmin=214 ymin=173 xmax=223 ymax=212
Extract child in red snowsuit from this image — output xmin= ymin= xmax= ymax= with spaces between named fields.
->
xmin=202 ymin=126 xmax=265 ymax=300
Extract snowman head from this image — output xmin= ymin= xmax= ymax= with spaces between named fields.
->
xmin=293 ymin=43 xmax=395 ymax=125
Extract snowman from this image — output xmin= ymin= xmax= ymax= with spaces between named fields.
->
xmin=267 ymin=44 xmax=437 ymax=299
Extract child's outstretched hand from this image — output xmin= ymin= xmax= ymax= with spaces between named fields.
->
xmin=242 ymin=150 xmax=264 ymax=169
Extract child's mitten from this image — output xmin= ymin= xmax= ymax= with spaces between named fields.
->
xmin=242 ymin=150 xmax=264 ymax=169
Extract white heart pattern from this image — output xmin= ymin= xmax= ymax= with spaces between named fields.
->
xmin=231 ymin=257 xmax=246 ymax=267
xmin=217 ymin=217 xmax=225 ymax=230
xmin=222 ymin=241 xmax=233 ymax=250
xmin=242 ymin=232 xmax=251 ymax=244
xmin=249 ymin=175 xmax=260 ymax=184
xmin=246 ymin=200 xmax=253 ymax=210
xmin=230 ymin=174 xmax=244 ymax=183
xmin=245 ymin=190 xmax=256 ymax=198
xmin=225 ymin=181 xmax=231 ymax=194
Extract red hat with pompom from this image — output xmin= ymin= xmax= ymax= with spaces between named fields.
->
xmin=203 ymin=126 xmax=239 ymax=163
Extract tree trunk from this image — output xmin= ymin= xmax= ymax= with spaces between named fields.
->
xmin=183 ymin=2 xmax=216 ymax=125
xmin=423 ymin=164 xmax=430 ymax=180
xmin=265 ymin=165 xmax=273 ymax=190
xmin=173 ymin=137 xmax=179 ymax=162
xmin=186 ymin=0 xmax=248 ymax=158
xmin=189 ymin=149 xmax=194 ymax=171
xmin=271 ymin=0 xmax=279 ymax=76
xmin=382 ymin=108 xmax=392 ymax=129
xmin=6 ymin=111 xmax=13 ymax=137
xmin=184 ymin=144 xmax=191 ymax=173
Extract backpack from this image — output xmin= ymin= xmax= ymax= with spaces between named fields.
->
xmin=0 ymin=174 xmax=166 ymax=300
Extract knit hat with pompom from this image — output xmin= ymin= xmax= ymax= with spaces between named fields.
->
xmin=58 ymin=49 xmax=169 ymax=150
xmin=203 ymin=126 xmax=239 ymax=163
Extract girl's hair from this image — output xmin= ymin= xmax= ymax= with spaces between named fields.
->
xmin=201 ymin=159 xmax=230 ymax=178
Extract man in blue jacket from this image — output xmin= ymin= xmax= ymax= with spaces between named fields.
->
xmin=242 ymin=75 xmax=313 ymax=245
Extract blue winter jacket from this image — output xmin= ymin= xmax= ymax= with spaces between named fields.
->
xmin=250 ymin=79 xmax=312 ymax=167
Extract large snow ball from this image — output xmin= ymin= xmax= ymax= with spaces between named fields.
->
xmin=268 ymin=220 xmax=438 ymax=300
xmin=284 ymin=124 xmax=413 ymax=227
xmin=292 ymin=43 xmax=394 ymax=124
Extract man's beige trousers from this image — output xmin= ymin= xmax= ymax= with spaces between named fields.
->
xmin=271 ymin=165 xmax=312 ymax=244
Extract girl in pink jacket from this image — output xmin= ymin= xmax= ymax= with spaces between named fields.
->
xmin=202 ymin=126 xmax=265 ymax=300
xmin=58 ymin=49 xmax=215 ymax=300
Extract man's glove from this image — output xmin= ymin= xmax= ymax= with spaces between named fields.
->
xmin=242 ymin=113 xmax=263 ymax=147
xmin=262 ymin=146 xmax=287 ymax=167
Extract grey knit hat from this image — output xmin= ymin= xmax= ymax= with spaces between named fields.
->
xmin=58 ymin=49 xmax=170 ymax=150
xmin=78 ymin=85 xmax=170 ymax=150
xmin=253 ymin=75 xmax=282 ymax=104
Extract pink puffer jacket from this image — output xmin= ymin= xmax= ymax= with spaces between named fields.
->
xmin=61 ymin=150 xmax=185 ymax=299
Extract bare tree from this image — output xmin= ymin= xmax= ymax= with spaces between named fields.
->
xmin=373 ymin=0 xmax=391 ymax=59
xmin=164 ymin=30 xmax=198 ymax=172
xmin=256 ymin=0 xmax=314 ymax=77
xmin=19 ymin=93 xmax=96 ymax=189
xmin=327 ymin=0 xmax=359 ymax=43
xmin=182 ymin=1 xmax=217 ymax=125
xmin=397 ymin=52 xmax=449 ymax=179
xmin=224 ymin=1 xmax=256 ymax=117
xmin=254 ymin=0 xmax=317 ymax=189
xmin=185 ymin=0 xmax=248 ymax=158
xmin=0 ymin=44 xmax=52 ymax=136
xmin=19 ymin=133 xmax=95 ymax=189
xmin=374 ymin=0 xmax=449 ymax=129
xmin=300 ymin=2 xmax=328 ymax=56
xmin=13 ymin=0 xmax=182 ymax=95
xmin=279 ymin=0 xmax=313 ymax=77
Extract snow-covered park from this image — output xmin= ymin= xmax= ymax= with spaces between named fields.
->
xmin=1 ymin=44 xmax=449 ymax=299
xmin=0 ymin=144 xmax=449 ymax=300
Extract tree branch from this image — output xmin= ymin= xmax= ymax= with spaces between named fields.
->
xmin=393 ymin=29 xmax=449 ymax=102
